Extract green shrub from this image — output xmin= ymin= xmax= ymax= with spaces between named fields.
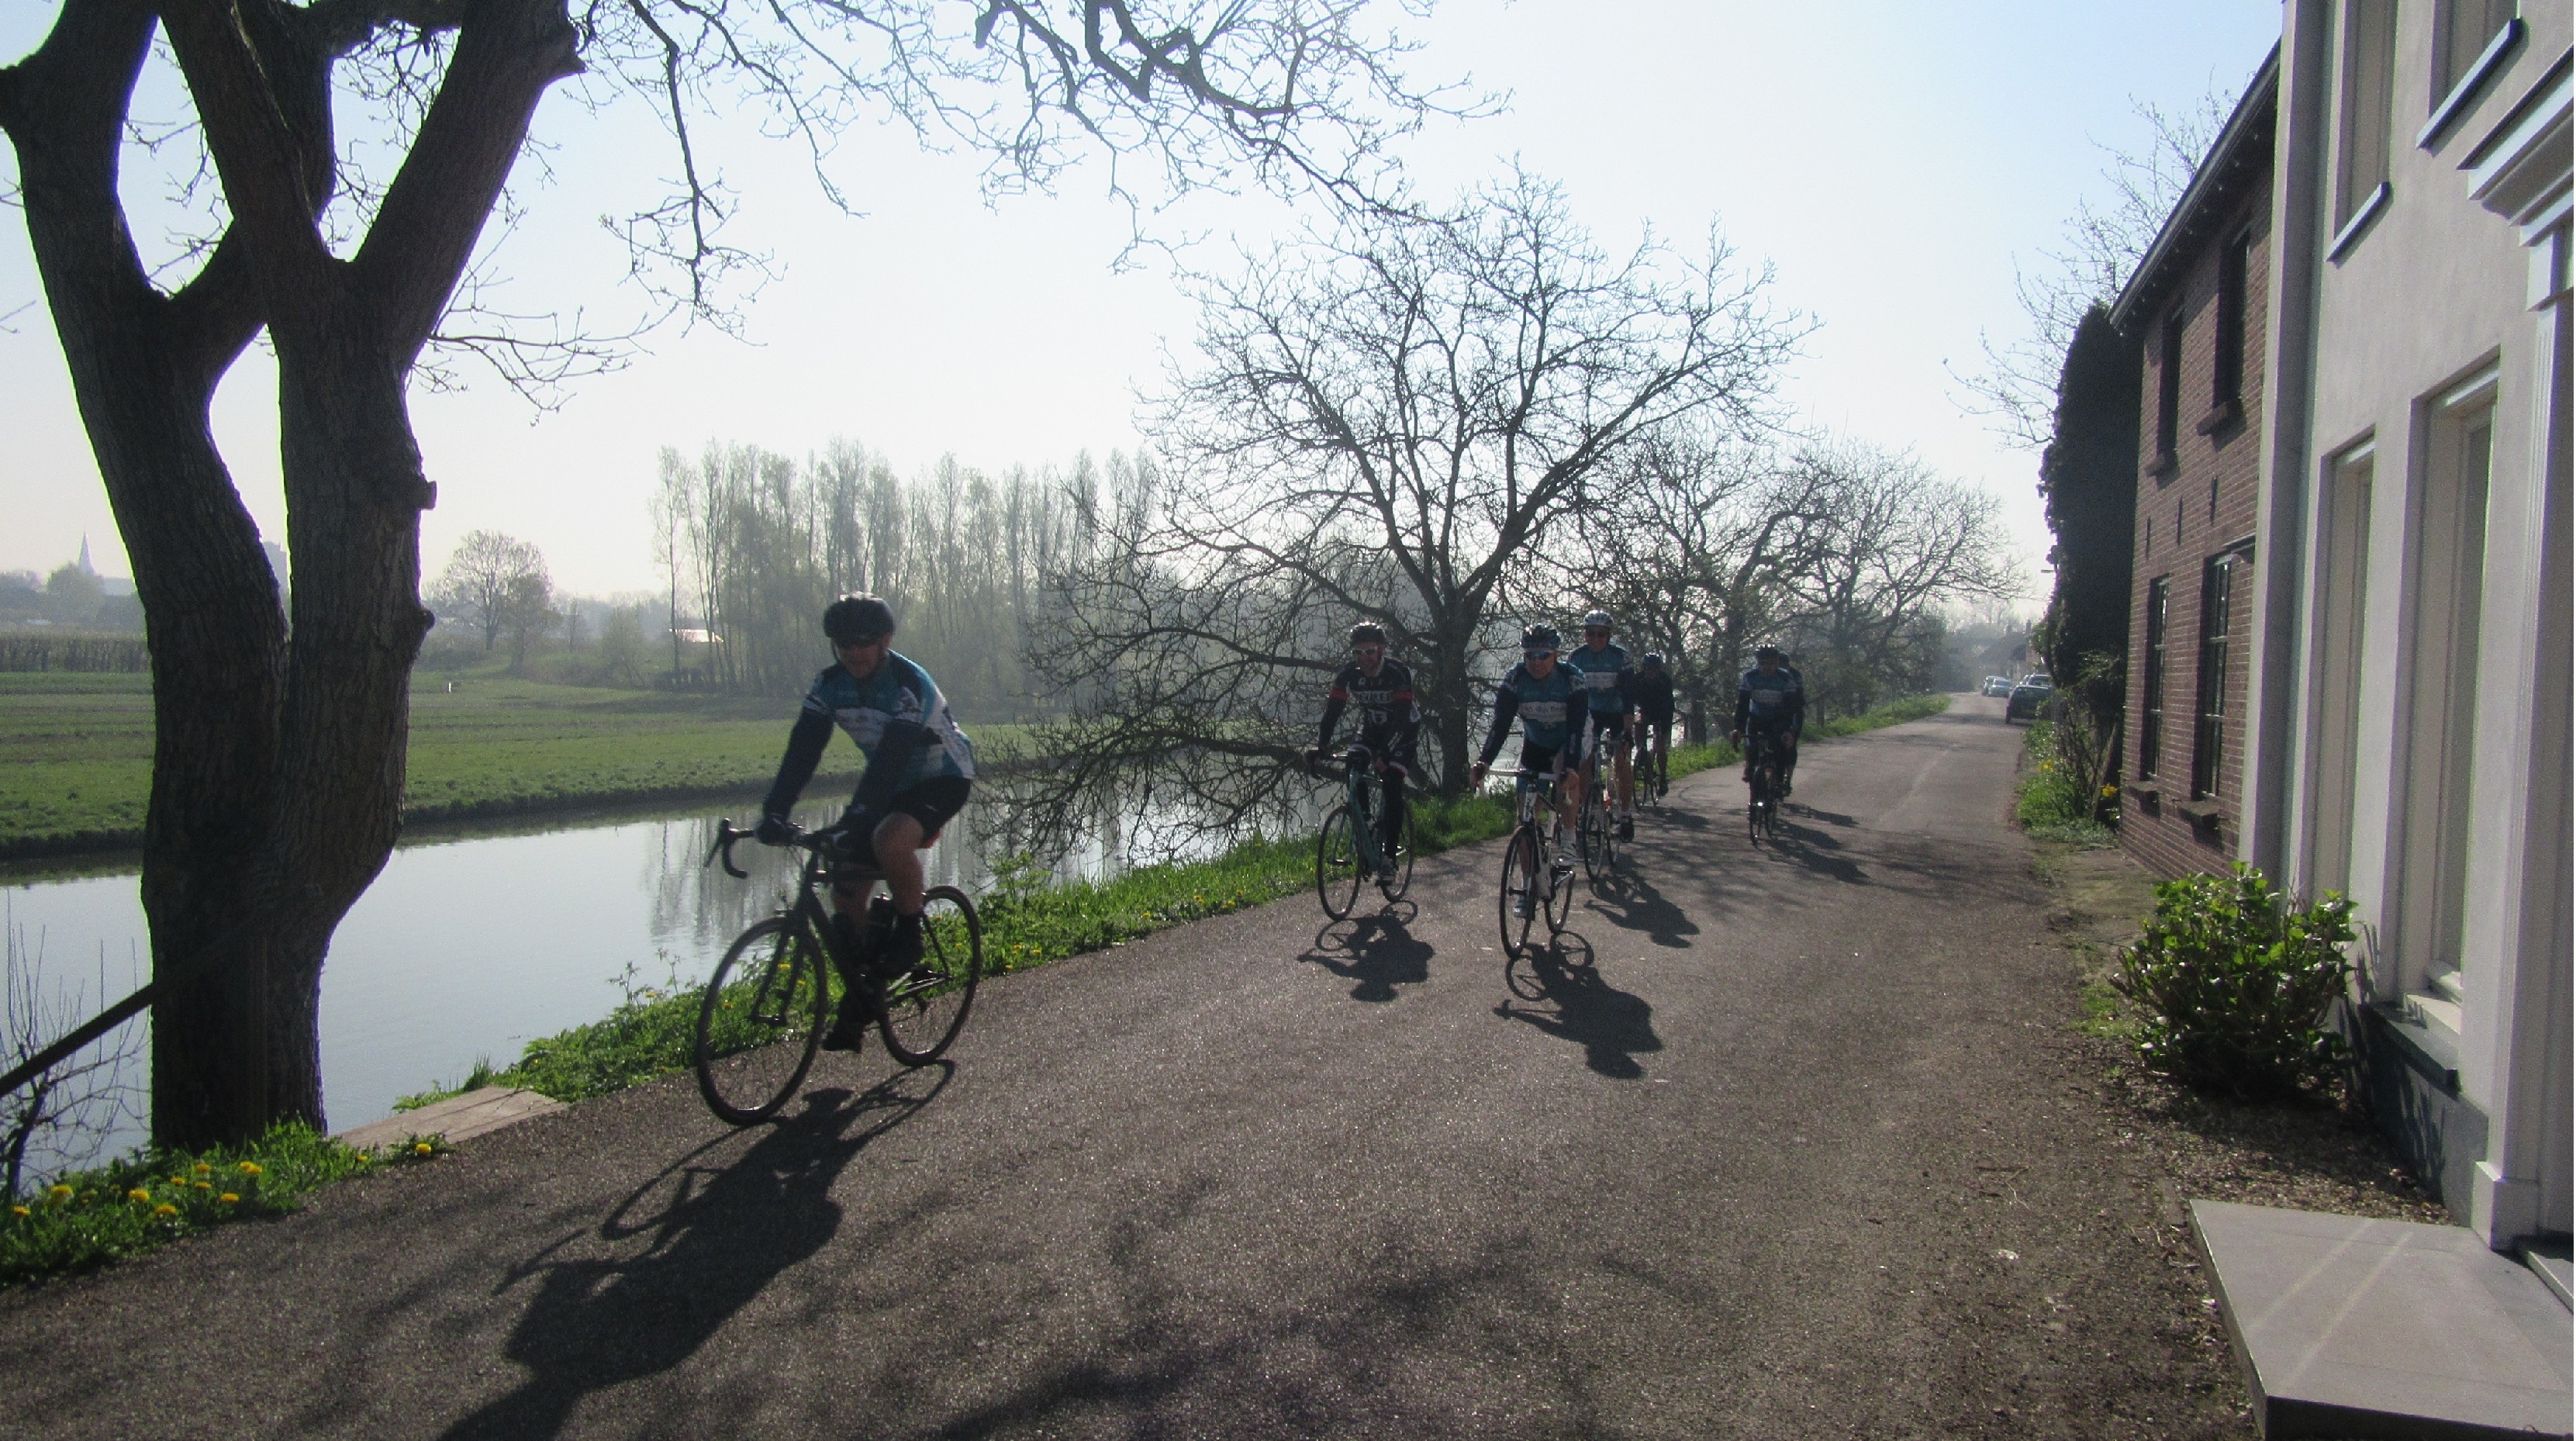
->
xmin=2016 ymin=720 xmax=2114 ymax=845
xmin=2112 ymin=865 xmax=2355 ymax=1099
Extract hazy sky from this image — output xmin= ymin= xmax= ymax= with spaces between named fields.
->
xmin=1 ymin=2 xmax=2281 ymax=598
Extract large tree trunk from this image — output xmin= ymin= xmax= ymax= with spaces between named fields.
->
xmin=7 ymin=0 xmax=575 ymax=1148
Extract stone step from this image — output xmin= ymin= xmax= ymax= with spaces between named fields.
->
xmin=336 ymin=1087 xmax=564 ymax=1152
xmin=2193 ymin=1200 xmax=2573 ymax=1439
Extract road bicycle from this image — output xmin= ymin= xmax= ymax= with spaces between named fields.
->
xmin=1742 ymin=731 xmax=1785 ymax=845
xmin=1313 ymin=745 xmax=1417 ymax=918
xmin=1498 ymin=768 xmax=1575 ymax=955
xmin=694 ymin=819 xmax=984 ymax=1125
xmin=1575 ymin=724 xmax=1621 ymax=884
xmin=1634 ymin=720 xmax=1670 ymax=812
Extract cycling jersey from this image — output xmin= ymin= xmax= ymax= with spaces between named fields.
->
xmin=1317 ymin=658 xmax=1421 ymax=755
xmin=1563 ymin=641 xmax=1635 ymax=716
xmin=765 ymin=652 xmax=976 ymax=820
xmin=1732 ymin=664 xmax=1804 ymax=736
xmin=1634 ymin=671 xmax=1676 ymax=726
xmin=1477 ymin=662 xmax=1584 ymax=766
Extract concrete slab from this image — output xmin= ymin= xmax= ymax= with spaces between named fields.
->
xmin=2193 ymin=1200 xmax=2574 ymax=1440
xmin=336 ymin=1087 xmax=564 ymax=1152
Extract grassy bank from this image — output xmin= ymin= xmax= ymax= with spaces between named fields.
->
xmin=2 ymin=1122 xmax=448 ymax=1287
xmin=2013 ymin=718 xmax=2115 ymax=845
xmin=0 ymin=668 xmax=1037 ymax=856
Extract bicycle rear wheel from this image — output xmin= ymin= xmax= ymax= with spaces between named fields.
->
xmin=1577 ymin=790 xmax=1608 ymax=883
xmin=695 ymin=916 xmax=830 ymax=1125
xmin=1317 ymin=805 xmax=1364 ymax=918
xmin=1499 ymin=827 xmax=1542 ymax=955
xmin=879 ymin=886 xmax=984 ymax=1065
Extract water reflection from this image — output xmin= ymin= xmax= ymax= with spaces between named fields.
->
xmin=3 ymin=778 xmax=1321 ymax=1180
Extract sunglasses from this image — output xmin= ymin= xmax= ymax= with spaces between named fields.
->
xmin=1524 ymin=648 xmax=1554 ymax=660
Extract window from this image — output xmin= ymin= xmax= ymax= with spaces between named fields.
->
xmin=2397 ymin=376 xmax=2495 ymax=988
xmin=2155 ymin=310 xmax=2184 ymax=465
xmin=2140 ymin=578 xmax=2170 ymax=778
xmin=2208 ymin=475 xmax=2221 ymax=525
xmin=2433 ymin=0 xmax=2515 ymax=104
xmin=2212 ymin=230 xmax=2250 ymax=409
xmin=2334 ymin=0 xmax=2398 ymax=234
xmin=2191 ymin=553 xmax=2241 ymax=802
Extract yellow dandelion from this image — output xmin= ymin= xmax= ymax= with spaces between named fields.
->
xmin=219 ymin=1193 xmax=240 ymax=1204
xmin=192 ymin=1181 xmax=212 ymax=1192
xmin=355 ymin=1152 xmax=372 ymax=1164
xmin=127 ymin=1188 xmax=153 ymax=1204
xmin=413 ymin=1142 xmax=433 ymax=1156
xmin=47 ymin=1185 xmax=72 ymax=1204
xmin=153 ymin=1204 xmax=178 ymax=1218
xmin=168 ymin=1175 xmax=186 ymax=1186
xmin=193 ymin=1163 xmax=212 ymax=1177
xmin=9 ymin=1206 xmax=28 ymax=1218
xmin=236 ymin=1161 xmax=263 ymax=1177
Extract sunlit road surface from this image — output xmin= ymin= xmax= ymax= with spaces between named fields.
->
xmin=0 ymin=695 xmax=2249 ymax=1440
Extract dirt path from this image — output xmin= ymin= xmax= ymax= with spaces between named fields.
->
xmin=0 ymin=696 xmax=2255 ymax=1439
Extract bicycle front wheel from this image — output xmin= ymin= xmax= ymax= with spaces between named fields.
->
xmin=1317 ymin=805 xmax=1364 ymax=918
xmin=1499 ymin=827 xmax=1542 ymax=955
xmin=1383 ymin=807 xmax=1418 ymax=901
xmin=879 ymin=886 xmax=984 ymax=1065
xmin=695 ymin=917 xmax=830 ymax=1125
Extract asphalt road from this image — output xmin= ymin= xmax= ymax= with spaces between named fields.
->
xmin=0 ymin=695 xmax=2247 ymax=1439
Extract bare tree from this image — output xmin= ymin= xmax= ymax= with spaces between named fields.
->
xmin=4 ymin=917 xmax=144 ymax=1201
xmin=429 ymin=529 xmax=548 ymax=653
xmin=1024 ymin=169 xmax=1806 ymax=843
xmin=1951 ymin=92 xmax=2232 ymax=449
xmin=1775 ymin=441 xmax=2018 ymax=718
xmin=2 ymin=0 xmax=1473 ymax=1148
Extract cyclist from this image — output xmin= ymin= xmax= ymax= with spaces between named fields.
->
xmin=1307 ymin=621 xmax=1421 ymax=886
xmin=1562 ymin=610 xmax=1638 ymax=839
xmin=1469 ymin=624 xmax=1585 ymax=914
xmin=1633 ymin=651 xmax=1676 ymax=801
xmin=759 ymin=593 xmax=976 ymax=1047
xmin=1728 ymin=644 xmax=1804 ymax=800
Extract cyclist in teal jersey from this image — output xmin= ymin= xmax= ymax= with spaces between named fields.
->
xmin=1563 ymin=610 xmax=1638 ymax=839
xmin=1469 ymin=624 xmax=1587 ymax=880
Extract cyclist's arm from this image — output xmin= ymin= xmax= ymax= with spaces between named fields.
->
xmin=1390 ymin=670 xmax=1421 ymax=753
xmin=1476 ymin=684 xmax=1519 ymax=768
xmin=1731 ymin=685 xmax=1752 ymax=737
xmin=1316 ymin=692 xmax=1348 ymax=752
xmin=763 ymin=706 xmax=834 ymax=820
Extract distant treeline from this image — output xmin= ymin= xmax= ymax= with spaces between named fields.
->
xmin=655 ymin=440 xmax=1150 ymax=718
xmin=0 ymin=634 xmax=150 ymax=673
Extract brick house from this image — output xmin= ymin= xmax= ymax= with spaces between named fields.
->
xmin=2111 ymin=54 xmax=2279 ymax=880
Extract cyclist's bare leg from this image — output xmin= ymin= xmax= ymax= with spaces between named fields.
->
xmin=1556 ymin=765 xmax=1582 ymax=859
xmin=1613 ymin=740 xmax=1634 ymax=815
xmin=871 ymin=812 xmax=930 ymax=915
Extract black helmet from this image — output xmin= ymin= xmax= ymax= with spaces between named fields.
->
xmin=1642 ymin=651 xmax=1664 ymax=667
xmin=822 ymin=593 xmax=895 ymax=644
xmin=1348 ymin=621 xmax=1387 ymax=646
xmin=1753 ymin=644 xmax=1785 ymax=661
xmin=1521 ymin=624 xmax=1561 ymax=652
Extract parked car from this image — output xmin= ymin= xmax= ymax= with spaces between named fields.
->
xmin=2005 ymin=674 xmax=2055 ymax=722
xmin=1979 ymin=675 xmax=2015 ymax=697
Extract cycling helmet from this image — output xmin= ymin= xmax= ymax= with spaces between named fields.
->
xmin=1580 ymin=610 xmax=1614 ymax=631
xmin=822 ymin=593 xmax=896 ymax=644
xmin=1521 ymin=624 xmax=1562 ymax=652
xmin=1753 ymin=644 xmax=1786 ymax=661
xmin=1642 ymin=651 xmax=1664 ymax=667
xmin=1348 ymin=621 xmax=1387 ymax=646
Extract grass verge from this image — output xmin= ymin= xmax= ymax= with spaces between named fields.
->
xmin=2 ymin=1122 xmax=451 ymax=1287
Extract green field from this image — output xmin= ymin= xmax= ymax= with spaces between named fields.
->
xmin=0 ymin=668 xmax=1034 ymax=856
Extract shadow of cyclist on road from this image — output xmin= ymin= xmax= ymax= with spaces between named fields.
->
xmin=1493 ymin=931 xmax=1662 ymax=1079
xmin=1581 ymin=870 xmax=1700 ymax=949
xmin=437 ymin=1067 xmax=949 ymax=1441
xmin=1301 ymin=907 xmax=1433 ymax=1003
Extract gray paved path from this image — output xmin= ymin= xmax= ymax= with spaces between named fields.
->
xmin=0 ymin=696 xmax=2247 ymax=1439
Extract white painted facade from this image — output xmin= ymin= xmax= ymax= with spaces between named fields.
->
xmin=2243 ymin=0 xmax=2570 ymax=1249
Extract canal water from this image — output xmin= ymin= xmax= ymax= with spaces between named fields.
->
xmin=3 ymin=779 xmax=1318 ymax=1184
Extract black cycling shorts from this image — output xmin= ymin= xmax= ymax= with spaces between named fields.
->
xmin=1516 ymin=740 xmax=1575 ymax=779
xmin=1588 ymin=710 xmax=1628 ymax=748
xmin=834 ymin=776 xmax=972 ymax=876
xmin=1343 ymin=736 xmax=1417 ymax=778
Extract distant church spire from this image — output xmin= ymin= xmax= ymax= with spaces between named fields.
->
xmin=78 ymin=535 xmax=92 ymax=575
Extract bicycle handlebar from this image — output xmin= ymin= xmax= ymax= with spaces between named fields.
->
xmin=705 ymin=817 xmax=845 ymax=880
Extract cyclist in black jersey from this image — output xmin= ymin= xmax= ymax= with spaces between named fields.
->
xmin=1307 ymin=622 xmax=1421 ymax=885
xmin=1633 ymin=651 xmax=1676 ymax=799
